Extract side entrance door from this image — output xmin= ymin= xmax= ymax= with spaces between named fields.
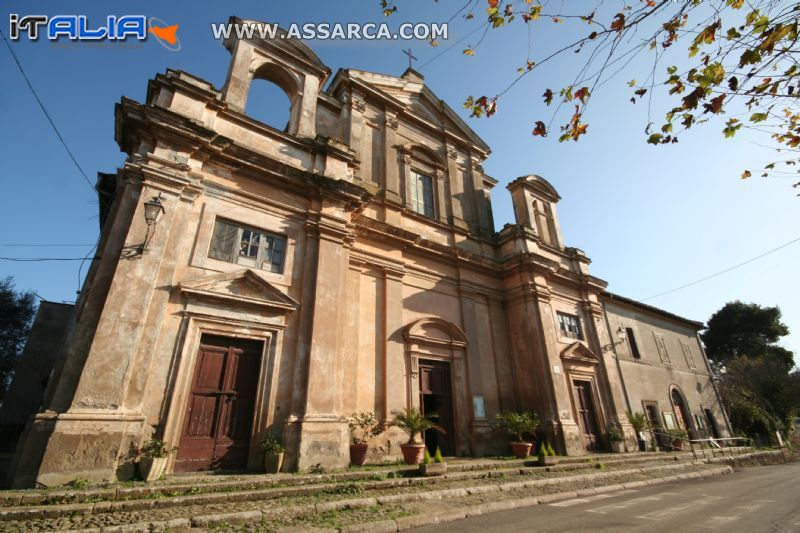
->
xmin=419 ymin=360 xmax=456 ymax=456
xmin=174 ymin=335 xmax=262 ymax=472
xmin=573 ymin=380 xmax=600 ymax=451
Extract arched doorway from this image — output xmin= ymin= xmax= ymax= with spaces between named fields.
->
xmin=403 ymin=317 xmax=469 ymax=456
xmin=670 ymin=386 xmax=693 ymax=434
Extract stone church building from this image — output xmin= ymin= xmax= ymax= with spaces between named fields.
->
xmin=7 ymin=18 xmax=729 ymax=487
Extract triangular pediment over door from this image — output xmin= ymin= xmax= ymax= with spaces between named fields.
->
xmin=178 ymin=269 xmax=299 ymax=313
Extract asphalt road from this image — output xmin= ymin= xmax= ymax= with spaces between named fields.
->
xmin=414 ymin=462 xmax=800 ymax=532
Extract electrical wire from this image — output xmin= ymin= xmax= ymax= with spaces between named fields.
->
xmin=641 ymin=236 xmax=800 ymax=301
xmin=0 ymin=256 xmax=100 ymax=262
xmin=0 ymin=243 xmax=95 ymax=247
xmin=0 ymin=29 xmax=95 ymax=192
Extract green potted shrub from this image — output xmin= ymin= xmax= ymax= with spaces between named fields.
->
xmin=626 ymin=410 xmax=648 ymax=451
xmin=133 ymin=438 xmax=175 ymax=482
xmin=419 ymin=446 xmax=447 ymax=476
xmin=496 ymin=411 xmax=540 ymax=459
xmin=262 ymin=435 xmax=286 ymax=473
xmin=537 ymin=441 xmax=558 ymax=466
xmin=390 ymin=407 xmax=445 ymax=465
xmin=664 ymin=428 xmax=688 ymax=451
xmin=607 ymin=423 xmax=625 ymax=453
xmin=348 ymin=411 xmax=381 ymax=466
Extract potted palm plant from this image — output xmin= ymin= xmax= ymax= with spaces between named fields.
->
xmin=390 ymin=407 xmax=445 ymax=465
xmin=626 ymin=410 xmax=648 ymax=451
xmin=262 ymin=435 xmax=286 ymax=473
xmin=496 ymin=411 xmax=540 ymax=459
xmin=348 ymin=411 xmax=381 ymax=466
xmin=607 ymin=423 xmax=625 ymax=453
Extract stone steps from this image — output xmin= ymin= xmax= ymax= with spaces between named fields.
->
xmin=0 ymin=453 xmax=708 ymax=530
xmin=0 ymin=451 xmax=689 ymax=508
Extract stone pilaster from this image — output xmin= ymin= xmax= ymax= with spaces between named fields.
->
xmin=294 ymin=210 xmax=351 ymax=471
xmin=445 ymin=145 xmax=469 ymax=230
xmin=383 ymin=111 xmax=402 ymax=204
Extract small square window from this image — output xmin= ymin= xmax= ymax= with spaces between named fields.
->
xmin=557 ymin=312 xmax=583 ymax=340
xmin=209 ymin=218 xmax=286 ymax=273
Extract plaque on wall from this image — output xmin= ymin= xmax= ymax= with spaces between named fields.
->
xmin=472 ymin=395 xmax=486 ymax=419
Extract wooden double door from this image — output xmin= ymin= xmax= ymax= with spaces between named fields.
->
xmin=573 ymin=380 xmax=600 ymax=451
xmin=419 ymin=360 xmax=456 ymax=456
xmin=174 ymin=335 xmax=263 ymax=473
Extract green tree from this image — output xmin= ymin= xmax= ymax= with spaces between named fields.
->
xmin=382 ymin=0 xmax=800 ymax=190
xmin=718 ymin=355 xmax=800 ymax=436
xmin=701 ymin=301 xmax=793 ymax=367
xmin=0 ymin=277 xmax=36 ymax=399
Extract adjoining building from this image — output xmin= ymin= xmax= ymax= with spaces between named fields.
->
xmin=7 ymin=18 xmax=729 ymax=488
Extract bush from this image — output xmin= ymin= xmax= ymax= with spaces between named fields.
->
xmin=537 ymin=443 xmax=547 ymax=458
xmin=496 ymin=411 xmax=540 ymax=442
xmin=348 ymin=411 xmax=382 ymax=444
xmin=262 ymin=435 xmax=286 ymax=454
xmin=136 ymin=439 xmax=176 ymax=460
xmin=546 ymin=442 xmax=556 ymax=456
xmin=423 ymin=447 xmax=432 ymax=464
xmin=434 ymin=447 xmax=444 ymax=463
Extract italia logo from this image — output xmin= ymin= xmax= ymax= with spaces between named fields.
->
xmin=8 ymin=14 xmax=181 ymax=51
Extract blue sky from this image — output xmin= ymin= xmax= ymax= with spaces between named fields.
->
xmin=1 ymin=1 xmax=798 ymax=363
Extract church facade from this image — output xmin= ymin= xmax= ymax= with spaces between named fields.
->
xmin=9 ymin=18 xmax=729 ymax=488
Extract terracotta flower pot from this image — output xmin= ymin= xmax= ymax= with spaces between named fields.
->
xmin=610 ymin=440 xmax=625 ymax=453
xmin=400 ymin=443 xmax=426 ymax=465
xmin=349 ymin=443 xmax=369 ymax=466
xmin=510 ymin=441 xmax=533 ymax=459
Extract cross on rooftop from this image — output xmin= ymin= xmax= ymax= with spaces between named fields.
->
xmin=402 ymin=48 xmax=417 ymax=69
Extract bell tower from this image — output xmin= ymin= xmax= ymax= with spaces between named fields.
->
xmin=507 ymin=174 xmax=565 ymax=249
xmin=220 ymin=16 xmax=331 ymax=139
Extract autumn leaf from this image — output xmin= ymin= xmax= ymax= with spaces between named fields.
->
xmin=488 ymin=0 xmax=499 ymax=8
xmin=574 ymin=87 xmax=591 ymax=103
xmin=463 ymin=48 xmax=475 ymax=56
xmin=543 ymin=89 xmax=553 ymax=105
xmin=532 ymin=121 xmax=547 ymax=136
xmin=741 ymin=170 xmax=752 ymax=179
xmin=703 ymin=94 xmax=725 ymax=114
xmin=611 ymin=13 xmax=625 ymax=33
xmin=627 ymin=79 xmax=637 ymax=87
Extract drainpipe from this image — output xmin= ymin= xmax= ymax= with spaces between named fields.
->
xmin=695 ymin=332 xmax=733 ymax=436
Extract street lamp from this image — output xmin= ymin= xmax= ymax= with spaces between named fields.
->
xmin=602 ymin=326 xmax=626 ymax=352
xmin=141 ymin=194 xmax=165 ymax=252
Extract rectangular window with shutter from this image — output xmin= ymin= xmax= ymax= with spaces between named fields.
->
xmin=410 ymin=171 xmax=435 ymax=218
xmin=654 ymin=333 xmax=671 ymax=365
xmin=208 ymin=218 xmax=286 ymax=273
xmin=681 ymin=342 xmax=697 ymax=370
